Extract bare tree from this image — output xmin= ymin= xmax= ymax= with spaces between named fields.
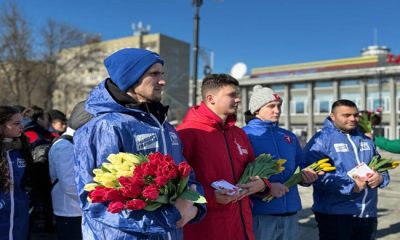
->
xmin=39 ymin=19 xmax=102 ymax=111
xmin=0 ymin=1 xmax=35 ymax=106
xmin=0 ymin=1 xmax=102 ymax=111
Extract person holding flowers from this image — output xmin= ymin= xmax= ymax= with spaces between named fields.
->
xmin=242 ymin=85 xmax=318 ymax=240
xmin=177 ymin=74 xmax=267 ymax=240
xmin=304 ymin=99 xmax=390 ymax=240
xmin=73 ymin=48 xmax=206 ymax=240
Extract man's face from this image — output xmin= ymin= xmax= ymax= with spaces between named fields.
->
xmin=129 ymin=63 xmax=166 ymax=103
xmin=52 ymin=120 xmax=67 ymax=133
xmin=2 ymin=113 xmax=23 ymax=138
xmin=330 ymin=106 xmax=359 ymax=132
xmin=210 ymin=84 xmax=240 ymax=117
xmin=257 ymin=101 xmax=281 ymax=122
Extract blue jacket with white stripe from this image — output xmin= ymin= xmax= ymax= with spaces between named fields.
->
xmin=74 ymin=80 xmax=205 ymax=240
xmin=0 ymin=149 xmax=29 ymax=240
xmin=303 ymin=117 xmax=390 ymax=218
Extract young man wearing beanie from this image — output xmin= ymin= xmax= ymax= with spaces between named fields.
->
xmin=73 ymin=48 xmax=205 ymax=240
xmin=49 ymin=101 xmax=92 ymax=240
xmin=177 ymin=74 xmax=267 ymax=240
xmin=242 ymin=85 xmax=318 ymax=240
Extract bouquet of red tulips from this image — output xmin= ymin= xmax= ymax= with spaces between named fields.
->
xmin=84 ymin=152 xmax=206 ymax=213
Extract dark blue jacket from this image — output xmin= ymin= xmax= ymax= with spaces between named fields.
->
xmin=243 ymin=118 xmax=304 ymax=215
xmin=303 ymin=117 xmax=390 ymax=218
xmin=0 ymin=149 xmax=29 ymax=240
xmin=74 ymin=80 xmax=205 ymax=240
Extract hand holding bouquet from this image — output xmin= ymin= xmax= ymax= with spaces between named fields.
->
xmin=84 ymin=152 xmax=206 ymax=213
xmin=238 ymin=153 xmax=286 ymax=184
xmin=368 ymin=155 xmax=400 ymax=172
xmin=262 ymin=158 xmax=336 ymax=202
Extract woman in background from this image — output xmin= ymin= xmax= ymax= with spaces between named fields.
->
xmin=0 ymin=106 xmax=33 ymax=240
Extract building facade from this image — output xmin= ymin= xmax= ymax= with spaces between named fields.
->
xmin=238 ymin=46 xmax=400 ymax=140
xmin=53 ymin=33 xmax=190 ymax=121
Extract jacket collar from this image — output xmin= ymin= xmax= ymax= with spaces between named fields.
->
xmin=247 ymin=117 xmax=279 ymax=128
xmin=99 ymin=79 xmax=169 ymax=123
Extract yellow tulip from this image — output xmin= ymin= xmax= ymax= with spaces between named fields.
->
xmin=116 ymin=170 xmax=133 ymax=177
xmin=102 ymin=163 xmax=117 ymax=173
xmin=114 ymin=164 xmax=131 ymax=172
xmin=107 ymin=154 xmax=123 ymax=165
xmin=84 ymin=183 xmax=99 ymax=192
xmin=317 ymin=158 xmax=330 ymax=165
xmin=93 ymin=169 xmax=104 ymax=176
xmin=322 ymin=166 xmax=336 ymax=172
xmin=318 ymin=163 xmax=332 ymax=169
xmin=276 ymin=159 xmax=287 ymax=167
xmin=391 ymin=161 xmax=400 ymax=169
xmin=278 ymin=167 xmax=285 ymax=172
xmin=120 ymin=153 xmax=141 ymax=165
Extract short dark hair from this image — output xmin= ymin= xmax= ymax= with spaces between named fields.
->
xmin=201 ymin=74 xmax=239 ymax=99
xmin=48 ymin=109 xmax=67 ymax=122
xmin=331 ymin=99 xmax=357 ymax=113
xmin=22 ymin=105 xmax=49 ymax=122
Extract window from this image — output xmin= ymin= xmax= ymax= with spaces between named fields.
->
xmin=367 ymin=97 xmax=389 ymax=112
xmin=291 ymin=83 xmax=307 ymax=89
xmin=315 ymin=81 xmax=333 ymax=88
xmin=340 ymin=79 xmax=360 ymax=86
xmin=397 ymin=97 xmax=400 ymax=113
xmin=270 ymin=84 xmax=284 ymax=91
xmin=290 ymin=100 xmax=308 ymax=114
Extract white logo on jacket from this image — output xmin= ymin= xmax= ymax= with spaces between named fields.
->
xmin=234 ymin=139 xmax=248 ymax=155
xmin=17 ymin=158 xmax=26 ymax=168
xmin=0 ymin=200 xmax=5 ymax=210
xmin=136 ymin=133 xmax=159 ymax=151
xmin=334 ymin=143 xmax=349 ymax=152
xmin=360 ymin=142 xmax=371 ymax=151
xmin=169 ymin=132 xmax=180 ymax=146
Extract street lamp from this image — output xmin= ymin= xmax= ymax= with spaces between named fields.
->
xmin=191 ymin=0 xmax=203 ymax=106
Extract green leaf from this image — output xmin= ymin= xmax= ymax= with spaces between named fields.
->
xmin=155 ymin=194 xmax=169 ymax=204
xmin=179 ymin=189 xmax=207 ymax=204
xmin=144 ymin=202 xmax=162 ymax=211
xmin=177 ymin=176 xmax=189 ymax=195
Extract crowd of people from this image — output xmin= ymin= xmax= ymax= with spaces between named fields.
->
xmin=0 ymin=48 xmax=397 ymax=240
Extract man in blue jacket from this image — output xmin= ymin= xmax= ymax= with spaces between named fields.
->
xmin=74 ymin=48 xmax=205 ymax=240
xmin=304 ymin=99 xmax=390 ymax=240
xmin=243 ymin=85 xmax=318 ymax=240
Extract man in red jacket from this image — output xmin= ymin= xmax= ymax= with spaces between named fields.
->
xmin=177 ymin=74 xmax=267 ymax=240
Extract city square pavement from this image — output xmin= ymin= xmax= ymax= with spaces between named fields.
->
xmin=299 ymin=150 xmax=400 ymax=240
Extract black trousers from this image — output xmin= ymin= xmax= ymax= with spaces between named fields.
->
xmin=55 ymin=215 xmax=82 ymax=240
xmin=314 ymin=212 xmax=377 ymax=240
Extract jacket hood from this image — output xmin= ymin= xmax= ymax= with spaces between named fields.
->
xmin=86 ymin=79 xmax=139 ymax=116
xmin=246 ymin=117 xmax=279 ymax=128
xmin=181 ymin=102 xmax=236 ymax=130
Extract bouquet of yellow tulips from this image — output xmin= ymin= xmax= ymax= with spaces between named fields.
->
xmin=262 ymin=158 xmax=336 ymax=202
xmin=368 ymin=155 xmax=400 ymax=172
xmin=238 ymin=153 xmax=286 ymax=184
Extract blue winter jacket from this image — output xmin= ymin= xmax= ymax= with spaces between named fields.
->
xmin=243 ymin=119 xmax=305 ymax=215
xmin=74 ymin=80 xmax=205 ymax=240
xmin=303 ymin=117 xmax=390 ymax=218
xmin=0 ymin=149 xmax=29 ymax=240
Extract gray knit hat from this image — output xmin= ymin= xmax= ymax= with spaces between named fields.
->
xmin=249 ymin=85 xmax=282 ymax=114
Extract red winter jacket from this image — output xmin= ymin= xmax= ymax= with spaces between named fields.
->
xmin=177 ymin=102 xmax=255 ymax=240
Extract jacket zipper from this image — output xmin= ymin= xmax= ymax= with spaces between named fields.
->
xmin=346 ymin=134 xmax=368 ymax=217
xmin=149 ymin=114 xmax=168 ymax=154
xmin=223 ymin=131 xmax=250 ymax=240
xmin=6 ymin=151 xmax=15 ymax=240
xmin=269 ymin=125 xmax=288 ymax=212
